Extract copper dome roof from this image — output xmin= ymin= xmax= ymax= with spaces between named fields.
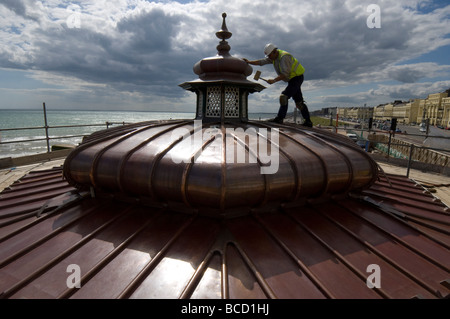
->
xmin=62 ymin=13 xmax=379 ymax=216
xmin=63 ymin=120 xmax=378 ymax=216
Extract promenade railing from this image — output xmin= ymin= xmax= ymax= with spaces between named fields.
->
xmin=339 ymin=127 xmax=450 ymax=178
xmin=0 ymin=121 xmax=128 ymax=153
xmin=0 ymin=103 xmax=130 ymax=156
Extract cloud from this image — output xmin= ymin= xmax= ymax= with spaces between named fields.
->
xmin=0 ymin=0 xmax=449 ymax=111
xmin=387 ymin=63 xmax=450 ymax=83
xmin=388 ymin=66 xmax=426 ymax=83
xmin=379 ymin=80 xmax=450 ymax=99
xmin=0 ymin=0 xmax=41 ymax=21
xmin=321 ymin=79 xmax=450 ymax=106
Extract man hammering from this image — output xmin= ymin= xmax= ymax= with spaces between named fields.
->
xmin=244 ymin=43 xmax=313 ymax=127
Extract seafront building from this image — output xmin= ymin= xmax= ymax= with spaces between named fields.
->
xmin=443 ymin=96 xmax=450 ymax=127
xmin=418 ymin=92 xmax=449 ymax=127
xmin=319 ymin=90 xmax=450 ymax=127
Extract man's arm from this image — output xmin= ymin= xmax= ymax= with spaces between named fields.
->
xmin=268 ymin=74 xmax=287 ymax=84
xmin=243 ymin=57 xmax=285 ymax=84
xmin=243 ymin=58 xmax=259 ymax=65
xmin=243 ymin=58 xmax=272 ymax=66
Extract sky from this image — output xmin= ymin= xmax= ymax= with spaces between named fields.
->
xmin=0 ymin=0 xmax=449 ymax=113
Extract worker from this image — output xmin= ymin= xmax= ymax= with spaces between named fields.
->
xmin=244 ymin=43 xmax=313 ymax=126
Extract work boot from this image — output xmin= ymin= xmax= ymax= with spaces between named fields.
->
xmin=296 ymin=101 xmax=312 ymax=127
xmin=302 ymin=119 xmax=313 ymax=127
xmin=269 ymin=117 xmax=283 ymax=124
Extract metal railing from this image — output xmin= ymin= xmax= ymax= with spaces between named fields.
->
xmin=0 ymin=103 xmax=129 ymax=155
xmin=0 ymin=122 xmax=127 ymax=151
xmin=349 ymin=128 xmax=450 ymax=178
xmin=317 ymin=123 xmax=450 ymax=178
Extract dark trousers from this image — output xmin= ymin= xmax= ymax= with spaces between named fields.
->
xmin=277 ymin=75 xmax=310 ymax=120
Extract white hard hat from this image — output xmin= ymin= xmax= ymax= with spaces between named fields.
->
xmin=264 ymin=43 xmax=277 ymax=56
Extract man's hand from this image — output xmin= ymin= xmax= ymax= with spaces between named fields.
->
xmin=243 ymin=58 xmax=259 ymax=66
xmin=270 ymin=74 xmax=287 ymax=84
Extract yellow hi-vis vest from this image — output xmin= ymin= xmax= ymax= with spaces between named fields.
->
xmin=274 ymin=50 xmax=305 ymax=80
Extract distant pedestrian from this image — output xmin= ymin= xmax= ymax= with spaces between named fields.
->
xmin=244 ymin=43 xmax=312 ymax=126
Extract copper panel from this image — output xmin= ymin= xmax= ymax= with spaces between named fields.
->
xmin=1 ymin=168 xmax=449 ymax=299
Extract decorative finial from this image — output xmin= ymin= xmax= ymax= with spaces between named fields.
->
xmin=216 ymin=13 xmax=232 ymax=56
xmin=216 ymin=13 xmax=232 ymax=41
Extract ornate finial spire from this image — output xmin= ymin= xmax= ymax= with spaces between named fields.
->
xmin=216 ymin=13 xmax=232 ymax=56
xmin=216 ymin=13 xmax=232 ymax=40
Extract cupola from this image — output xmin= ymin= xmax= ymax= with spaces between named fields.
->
xmin=179 ymin=13 xmax=265 ymax=122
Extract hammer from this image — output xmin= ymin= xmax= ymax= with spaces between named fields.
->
xmin=253 ymin=70 xmax=270 ymax=83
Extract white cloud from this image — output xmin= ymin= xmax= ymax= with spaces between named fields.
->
xmin=321 ymin=79 xmax=450 ymax=106
xmin=387 ymin=63 xmax=450 ymax=83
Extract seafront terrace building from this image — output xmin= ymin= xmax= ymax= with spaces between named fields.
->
xmin=337 ymin=91 xmax=449 ymax=128
xmin=443 ymin=96 xmax=450 ymax=128
xmin=337 ymin=107 xmax=347 ymax=119
xmin=357 ymin=107 xmax=373 ymax=122
xmin=373 ymin=103 xmax=393 ymax=121
xmin=417 ymin=99 xmax=427 ymax=124
xmin=346 ymin=107 xmax=359 ymax=119
xmin=392 ymin=102 xmax=407 ymax=124
xmin=336 ymin=107 xmax=373 ymax=122
xmin=404 ymin=99 xmax=421 ymax=125
xmin=383 ymin=103 xmax=393 ymax=121
xmin=391 ymin=100 xmax=420 ymax=125
xmin=373 ymin=104 xmax=386 ymax=121
xmin=419 ymin=92 xmax=448 ymax=126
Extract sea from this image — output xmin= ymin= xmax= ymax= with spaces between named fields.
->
xmin=0 ymin=109 xmax=275 ymax=159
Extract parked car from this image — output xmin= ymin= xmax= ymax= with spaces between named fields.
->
xmin=346 ymin=133 xmax=358 ymax=142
